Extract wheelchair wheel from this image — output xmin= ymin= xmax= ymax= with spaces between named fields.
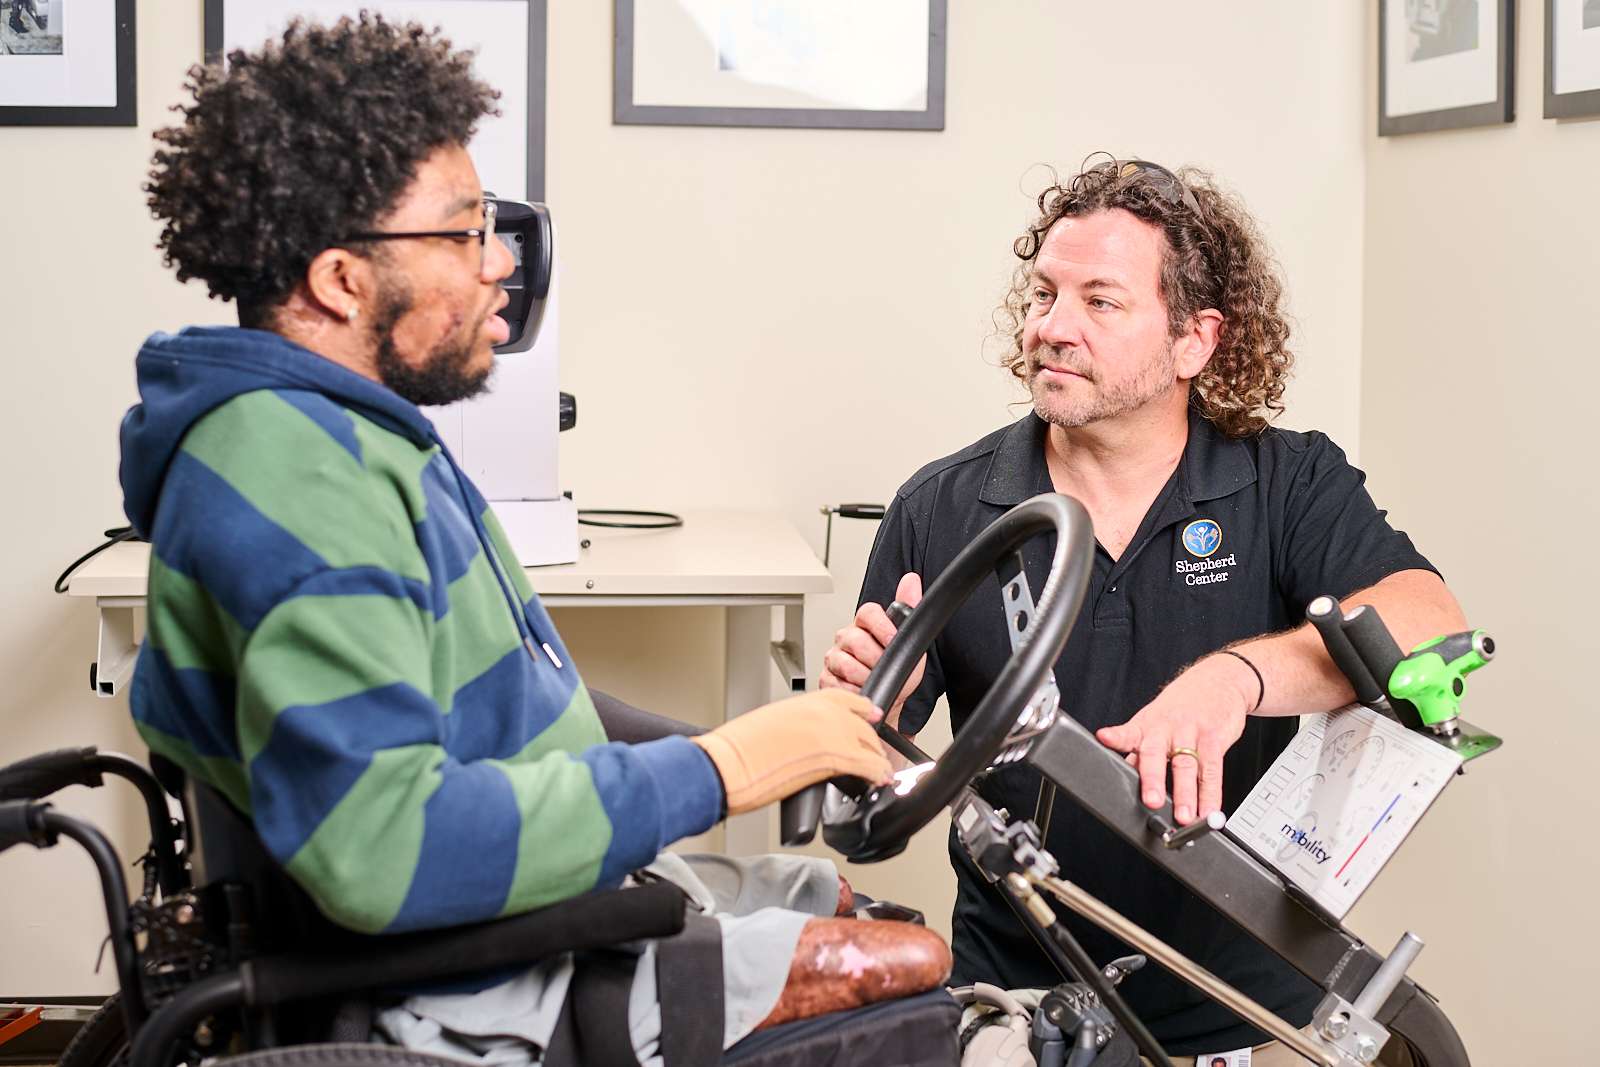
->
xmin=58 ymin=995 xmax=128 ymax=1067
xmin=213 ymin=1045 xmax=480 ymax=1067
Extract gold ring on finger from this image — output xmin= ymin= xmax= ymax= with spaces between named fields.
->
xmin=1169 ymin=746 xmax=1200 ymax=762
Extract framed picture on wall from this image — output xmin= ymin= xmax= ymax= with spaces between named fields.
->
xmin=204 ymin=0 xmax=548 ymax=199
xmin=613 ymin=0 xmax=947 ymax=130
xmin=1378 ymin=0 xmax=1515 ymax=135
xmin=0 ymin=0 xmax=135 ymax=126
xmin=1546 ymin=0 xmax=1600 ymax=117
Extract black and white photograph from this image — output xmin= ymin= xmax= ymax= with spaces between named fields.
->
xmin=1546 ymin=0 xmax=1600 ymax=116
xmin=206 ymin=0 xmax=544 ymax=196
xmin=1 ymin=0 xmax=63 ymax=55
xmin=0 ymin=0 xmax=132 ymax=124
xmin=1379 ymin=0 xmax=1512 ymax=134
xmin=1406 ymin=0 xmax=1480 ymax=60
xmin=614 ymin=0 xmax=946 ymax=129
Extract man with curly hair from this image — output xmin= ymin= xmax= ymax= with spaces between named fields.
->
xmin=123 ymin=13 xmax=950 ymax=1063
xmin=822 ymin=158 xmax=1456 ymax=1064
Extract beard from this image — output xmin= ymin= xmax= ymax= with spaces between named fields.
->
xmin=1027 ymin=341 xmax=1178 ymax=429
xmin=370 ymin=280 xmax=494 ymax=408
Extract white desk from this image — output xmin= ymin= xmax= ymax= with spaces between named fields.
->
xmin=64 ymin=510 xmax=832 ymax=854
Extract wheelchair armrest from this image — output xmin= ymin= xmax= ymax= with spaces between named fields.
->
xmin=242 ymin=881 xmax=688 ymax=1007
xmin=132 ymin=885 xmax=690 ymax=1067
xmin=591 ymin=688 xmax=705 ymax=743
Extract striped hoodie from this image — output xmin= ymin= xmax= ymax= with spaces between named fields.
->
xmin=119 ymin=326 xmax=723 ymax=934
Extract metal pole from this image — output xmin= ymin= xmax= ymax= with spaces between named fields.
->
xmin=1037 ymin=874 xmax=1340 ymax=1067
xmin=1002 ymin=875 xmax=1176 ymax=1067
xmin=1353 ymin=932 xmax=1424 ymax=1018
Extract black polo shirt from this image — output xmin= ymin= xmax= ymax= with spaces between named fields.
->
xmin=858 ymin=409 xmax=1435 ymax=1055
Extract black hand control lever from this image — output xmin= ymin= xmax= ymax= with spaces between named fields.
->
xmin=779 ymin=599 xmax=922 ymax=847
xmin=1338 ymin=602 xmax=1425 ymax=729
xmin=1306 ymin=595 xmax=1431 ymax=730
xmin=1305 ymin=595 xmax=1384 ymax=706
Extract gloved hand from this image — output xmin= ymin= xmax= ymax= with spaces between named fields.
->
xmin=691 ymin=689 xmax=894 ymax=816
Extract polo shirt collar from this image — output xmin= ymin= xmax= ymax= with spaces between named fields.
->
xmin=1178 ymin=406 xmax=1258 ymax=504
xmin=975 ymin=405 xmax=1257 ymax=510
xmin=978 ymin=413 xmax=1054 ymax=507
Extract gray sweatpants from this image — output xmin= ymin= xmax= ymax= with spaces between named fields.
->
xmin=374 ymin=852 xmax=842 ymax=1065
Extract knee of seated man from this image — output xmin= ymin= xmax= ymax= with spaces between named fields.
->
xmin=762 ymin=918 xmax=952 ymax=1028
xmin=795 ymin=916 xmax=953 ymax=993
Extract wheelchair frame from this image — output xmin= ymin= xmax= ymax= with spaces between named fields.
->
xmin=0 ymin=692 xmax=964 ymax=1067
xmin=0 ymin=751 xmax=695 ymax=1067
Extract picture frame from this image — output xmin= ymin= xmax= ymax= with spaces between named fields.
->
xmin=613 ymin=0 xmax=946 ymax=131
xmin=203 ymin=0 xmax=548 ymax=200
xmin=1545 ymin=0 xmax=1600 ymax=117
xmin=0 ymin=0 xmax=136 ymax=126
xmin=1378 ymin=0 xmax=1515 ymax=135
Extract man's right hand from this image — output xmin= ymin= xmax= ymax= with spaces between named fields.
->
xmin=690 ymin=689 xmax=893 ymax=816
xmin=819 ymin=572 xmax=927 ymax=729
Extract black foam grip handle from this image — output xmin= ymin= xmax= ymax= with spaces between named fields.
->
xmin=0 ymin=747 xmax=103 ymax=802
xmin=1305 ymin=597 xmax=1383 ymax=705
xmin=0 ymin=800 xmax=51 ymax=853
xmin=1339 ymin=605 xmax=1405 ymax=693
xmin=1339 ymin=606 xmax=1426 ymax=730
xmin=837 ymin=504 xmax=886 ymax=520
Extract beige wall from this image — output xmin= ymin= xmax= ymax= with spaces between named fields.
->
xmin=0 ymin=0 xmax=1372 ymax=1001
xmin=1352 ymin=4 xmax=1596 ymax=1064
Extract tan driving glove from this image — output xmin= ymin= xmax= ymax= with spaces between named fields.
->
xmin=690 ymin=689 xmax=894 ymax=816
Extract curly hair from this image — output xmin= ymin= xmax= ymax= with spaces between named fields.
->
xmin=996 ymin=158 xmax=1293 ymax=438
xmin=146 ymin=13 xmax=500 ymax=327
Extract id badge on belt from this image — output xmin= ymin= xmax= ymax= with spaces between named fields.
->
xmin=1194 ymin=1050 xmax=1250 ymax=1067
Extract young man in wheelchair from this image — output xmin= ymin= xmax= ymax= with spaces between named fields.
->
xmin=123 ymin=14 xmax=950 ymax=1062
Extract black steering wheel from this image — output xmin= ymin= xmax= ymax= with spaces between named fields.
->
xmin=780 ymin=492 xmax=1095 ymax=862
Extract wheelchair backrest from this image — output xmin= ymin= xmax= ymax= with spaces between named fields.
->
xmin=171 ymin=762 xmax=365 ymax=956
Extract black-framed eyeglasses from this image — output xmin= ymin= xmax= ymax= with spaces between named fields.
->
xmin=340 ymin=199 xmax=498 ymax=274
xmin=1086 ymin=158 xmax=1203 ymax=216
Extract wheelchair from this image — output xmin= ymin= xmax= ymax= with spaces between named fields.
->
xmin=0 ymin=690 xmax=961 ymax=1067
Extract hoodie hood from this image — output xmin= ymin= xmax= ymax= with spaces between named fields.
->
xmin=120 ymin=326 xmax=438 ymax=536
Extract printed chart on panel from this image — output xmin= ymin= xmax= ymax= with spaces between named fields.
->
xmin=1226 ymin=704 xmax=1462 ymax=918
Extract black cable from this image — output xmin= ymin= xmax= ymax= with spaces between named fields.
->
xmin=54 ymin=526 xmax=144 ymax=594
xmin=577 ymin=509 xmax=683 ymax=530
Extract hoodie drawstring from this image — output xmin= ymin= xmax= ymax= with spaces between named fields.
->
xmin=435 ymin=442 xmax=560 ymax=671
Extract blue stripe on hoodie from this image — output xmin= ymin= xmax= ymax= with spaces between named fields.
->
xmin=120 ymin=326 xmax=723 ymax=936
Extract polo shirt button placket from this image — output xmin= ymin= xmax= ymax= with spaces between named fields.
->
xmin=1095 ymin=568 xmax=1133 ymax=628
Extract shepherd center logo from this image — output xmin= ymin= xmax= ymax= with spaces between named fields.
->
xmin=1183 ymin=519 xmax=1222 ymax=557
xmin=1176 ymin=519 xmax=1236 ymax=586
